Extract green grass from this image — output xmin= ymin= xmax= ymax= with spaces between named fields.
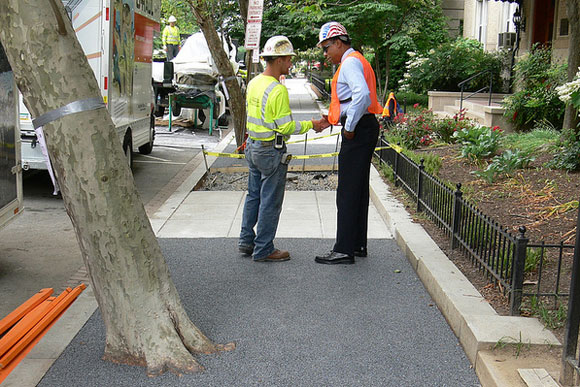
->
xmin=523 ymin=296 xmax=567 ymax=330
xmin=502 ymin=128 xmax=560 ymax=154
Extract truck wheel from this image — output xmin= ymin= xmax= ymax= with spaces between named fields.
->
xmin=122 ymin=131 xmax=133 ymax=169
xmin=154 ymin=104 xmax=165 ymax=117
xmin=171 ymin=99 xmax=181 ymax=117
xmin=139 ymin=115 xmax=155 ymax=155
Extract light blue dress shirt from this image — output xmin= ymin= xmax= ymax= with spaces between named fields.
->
xmin=335 ymin=48 xmax=372 ymax=132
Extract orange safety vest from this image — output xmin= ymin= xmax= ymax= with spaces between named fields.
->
xmin=328 ymin=51 xmax=383 ymax=125
xmin=382 ymin=93 xmax=398 ymax=118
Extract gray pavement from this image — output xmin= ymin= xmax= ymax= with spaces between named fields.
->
xmin=1 ymin=77 xmax=563 ymax=386
xmin=38 ymin=238 xmax=479 ymax=387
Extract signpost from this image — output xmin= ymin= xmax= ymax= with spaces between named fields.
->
xmin=244 ymin=0 xmax=264 ymax=79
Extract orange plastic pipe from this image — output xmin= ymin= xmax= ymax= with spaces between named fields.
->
xmin=0 ymin=288 xmax=53 ymax=336
xmin=0 ymin=284 xmax=86 ymax=369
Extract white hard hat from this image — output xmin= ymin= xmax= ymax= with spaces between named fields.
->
xmin=317 ymin=21 xmax=349 ymax=47
xmin=168 ymin=15 xmax=177 ymax=23
xmin=260 ymin=36 xmax=296 ymax=57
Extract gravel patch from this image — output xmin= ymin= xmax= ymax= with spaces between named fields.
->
xmin=199 ymin=171 xmax=338 ymax=191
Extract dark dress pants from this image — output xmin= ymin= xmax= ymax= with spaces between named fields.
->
xmin=333 ymin=114 xmax=380 ymax=255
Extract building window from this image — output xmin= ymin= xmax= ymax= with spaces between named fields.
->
xmin=560 ymin=18 xmax=569 ymax=36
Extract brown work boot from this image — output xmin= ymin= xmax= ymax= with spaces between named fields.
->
xmin=254 ymin=249 xmax=290 ymax=262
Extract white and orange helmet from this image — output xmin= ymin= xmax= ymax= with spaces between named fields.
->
xmin=317 ymin=21 xmax=349 ymax=47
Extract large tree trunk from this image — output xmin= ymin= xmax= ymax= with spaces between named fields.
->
xmin=563 ymin=0 xmax=580 ymax=132
xmin=0 ymin=0 xmax=230 ymax=376
xmin=188 ymin=0 xmax=247 ymax=148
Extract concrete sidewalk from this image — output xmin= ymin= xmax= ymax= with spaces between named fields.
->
xmin=2 ymin=78 xmax=562 ymax=386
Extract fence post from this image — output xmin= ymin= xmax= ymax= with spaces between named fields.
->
xmin=450 ymin=183 xmax=463 ymax=250
xmin=393 ymin=144 xmax=400 ymax=187
xmin=560 ymin=202 xmax=580 ymax=385
xmin=417 ymin=159 xmax=425 ymax=212
xmin=510 ymin=226 xmax=528 ymax=316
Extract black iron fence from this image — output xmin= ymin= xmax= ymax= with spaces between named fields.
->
xmin=305 ymin=71 xmax=330 ymax=100
xmin=374 ymin=136 xmax=575 ymax=315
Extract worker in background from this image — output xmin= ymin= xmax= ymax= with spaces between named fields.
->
xmin=382 ymin=91 xmax=401 ymax=127
xmin=239 ymin=35 xmax=330 ymax=262
xmin=314 ymin=21 xmax=383 ymax=265
xmin=162 ymin=15 xmax=180 ymax=61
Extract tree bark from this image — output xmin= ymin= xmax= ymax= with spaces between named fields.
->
xmin=563 ymin=0 xmax=580 ymax=132
xmin=382 ymin=46 xmax=392 ymax=104
xmin=188 ymin=0 xmax=247 ymax=147
xmin=0 ymin=0 xmax=231 ymax=376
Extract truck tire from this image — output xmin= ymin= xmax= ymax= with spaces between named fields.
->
xmin=122 ymin=131 xmax=133 ymax=169
xmin=139 ymin=114 xmax=155 ymax=155
xmin=154 ymin=104 xmax=165 ymax=117
xmin=171 ymin=99 xmax=181 ymax=117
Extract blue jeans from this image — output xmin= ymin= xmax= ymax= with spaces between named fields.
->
xmin=239 ymin=139 xmax=288 ymax=260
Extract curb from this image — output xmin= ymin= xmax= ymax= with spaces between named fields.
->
xmin=368 ymin=166 xmax=561 ymax=386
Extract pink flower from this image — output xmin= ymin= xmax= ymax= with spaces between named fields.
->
xmin=413 ymin=103 xmax=419 ymax=108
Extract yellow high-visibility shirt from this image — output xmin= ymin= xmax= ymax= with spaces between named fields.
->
xmin=162 ymin=25 xmax=180 ymax=46
xmin=246 ymin=74 xmax=313 ymax=141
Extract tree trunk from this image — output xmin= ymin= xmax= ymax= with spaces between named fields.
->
xmin=382 ymin=46 xmax=392 ymax=104
xmin=0 ymin=0 xmax=231 ymax=376
xmin=189 ymin=0 xmax=246 ymax=147
xmin=563 ymin=0 xmax=580 ymax=132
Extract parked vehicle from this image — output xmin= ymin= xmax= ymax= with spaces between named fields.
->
xmin=19 ymin=0 xmax=159 ymax=171
xmin=152 ymin=32 xmax=240 ymax=130
xmin=0 ymin=44 xmax=23 ymax=230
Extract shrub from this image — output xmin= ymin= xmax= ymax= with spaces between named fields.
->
xmin=400 ymin=37 xmax=504 ymax=94
xmin=453 ymin=125 xmax=503 ymax=160
xmin=385 ymin=108 xmax=437 ymax=149
xmin=393 ymin=92 xmax=429 ymax=109
xmin=431 ymin=109 xmax=479 ymax=143
xmin=546 ymin=128 xmax=580 ymax=171
xmin=502 ymin=45 xmax=567 ymax=131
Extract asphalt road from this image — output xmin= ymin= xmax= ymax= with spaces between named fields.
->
xmin=0 ymin=124 xmax=223 ymax=320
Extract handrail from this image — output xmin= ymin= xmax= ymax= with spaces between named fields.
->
xmin=458 ymin=69 xmax=493 ymax=111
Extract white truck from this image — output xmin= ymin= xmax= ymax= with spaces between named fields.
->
xmin=0 ymin=44 xmax=23 ymax=230
xmin=19 ymin=0 xmax=159 ymax=171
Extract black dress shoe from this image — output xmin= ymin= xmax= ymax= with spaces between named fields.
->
xmin=315 ymin=251 xmax=354 ymax=265
xmin=354 ymin=247 xmax=367 ymax=257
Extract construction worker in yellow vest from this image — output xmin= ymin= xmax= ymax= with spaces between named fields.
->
xmin=238 ymin=35 xmax=330 ymax=262
xmin=162 ymin=15 xmax=180 ymax=60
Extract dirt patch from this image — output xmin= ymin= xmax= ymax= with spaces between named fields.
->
xmin=199 ymin=171 xmax=338 ymax=191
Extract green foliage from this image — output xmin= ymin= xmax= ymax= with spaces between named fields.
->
xmin=546 ymin=128 xmax=580 ymax=171
xmin=524 ymin=247 xmax=543 ymax=273
xmin=502 ymin=127 xmax=559 ymax=154
xmin=400 ymin=37 xmax=504 ymax=94
xmin=472 ymin=149 xmax=535 ymax=183
xmin=403 ymin=150 xmax=442 ymax=175
xmin=523 ymin=296 xmax=567 ymax=330
xmin=502 ymin=45 xmax=567 ymax=131
xmin=386 ymin=108 xmax=437 ymax=149
xmin=430 ymin=109 xmax=479 ymax=143
xmin=395 ymin=91 xmax=428 ymax=108
xmin=453 ymin=125 xmax=503 ymax=160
